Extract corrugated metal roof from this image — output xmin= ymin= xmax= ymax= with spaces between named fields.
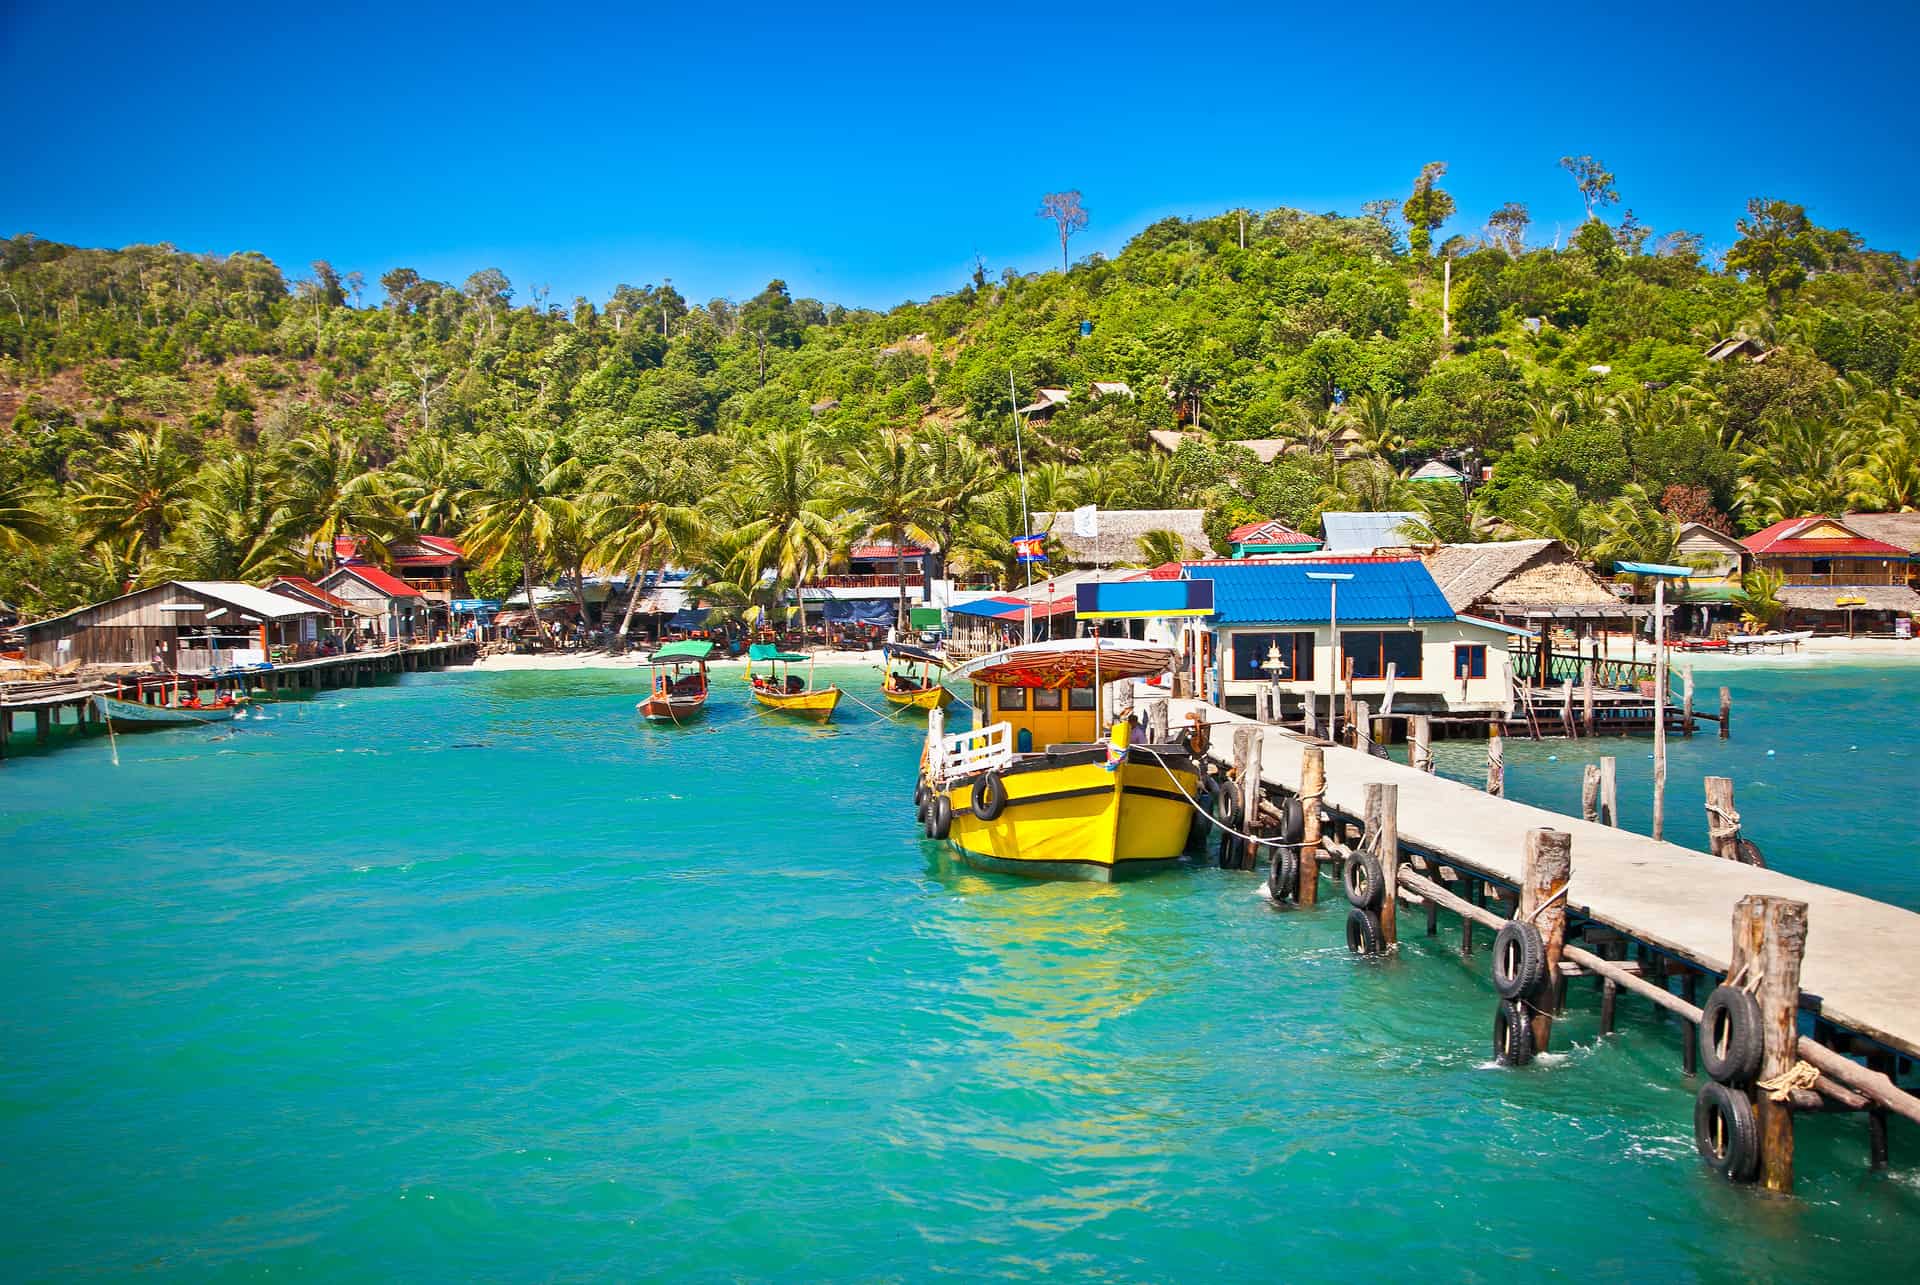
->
xmin=1187 ymin=560 xmax=1455 ymax=625
xmin=1320 ymin=511 xmax=1425 ymax=552
xmin=177 ymin=581 xmax=329 ymax=620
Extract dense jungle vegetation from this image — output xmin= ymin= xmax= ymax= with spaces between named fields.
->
xmin=2 ymin=159 xmax=1917 ymax=622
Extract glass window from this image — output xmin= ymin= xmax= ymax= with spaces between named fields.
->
xmin=1230 ymin=631 xmax=1315 ymax=681
xmin=1033 ymin=688 xmax=1063 ymax=711
xmin=1342 ymin=630 xmax=1423 ymax=680
xmin=997 ymin=686 xmax=1027 ymax=711
xmin=1067 ymin=686 xmax=1096 ymax=710
xmin=1454 ymin=643 xmax=1487 ymax=679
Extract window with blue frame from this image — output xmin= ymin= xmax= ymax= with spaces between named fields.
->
xmin=1454 ymin=643 xmax=1487 ymax=679
xmin=1341 ymin=630 xmax=1423 ymax=680
xmin=1230 ymin=631 xmax=1315 ymax=682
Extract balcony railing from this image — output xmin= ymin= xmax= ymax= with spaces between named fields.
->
xmin=1779 ymin=571 xmax=1906 ymax=586
xmin=815 ymin=574 xmax=925 ymax=589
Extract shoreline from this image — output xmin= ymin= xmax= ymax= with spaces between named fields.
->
xmin=473 ymin=648 xmax=891 ymax=673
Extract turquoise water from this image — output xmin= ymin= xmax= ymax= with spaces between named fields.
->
xmin=1 ymin=665 xmax=1916 ymax=1279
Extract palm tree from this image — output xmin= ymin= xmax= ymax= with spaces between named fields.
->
xmin=916 ymin=429 xmax=997 ymax=584
xmin=1593 ymin=484 xmax=1686 ymax=567
xmin=1348 ymin=390 xmax=1404 ymax=460
xmin=461 ymin=424 xmax=582 ymax=644
xmin=1134 ymin=529 xmax=1191 ymax=567
xmin=387 ymin=433 xmax=480 ymax=536
xmin=0 ymin=475 xmax=57 ymax=553
xmin=958 ymin=483 xmax=1059 ymax=590
xmin=732 ymin=430 xmax=842 ymax=634
xmin=838 ymin=431 xmax=939 ymax=631
xmin=277 ymin=424 xmax=407 ymax=572
xmin=70 ymin=425 xmax=194 ymax=562
xmin=588 ymin=437 xmax=707 ymax=638
xmin=159 ymin=453 xmax=294 ymax=581
xmin=1514 ymin=480 xmax=1607 ymax=560
xmin=1732 ymin=567 xmax=1787 ymax=631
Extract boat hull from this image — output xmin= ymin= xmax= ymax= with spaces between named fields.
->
xmin=883 ymin=683 xmax=951 ymax=710
xmin=639 ymin=694 xmax=708 ymax=722
xmin=92 ymin=694 xmax=239 ymax=726
xmin=752 ymin=686 xmax=842 ymax=721
xmin=940 ymin=748 xmax=1199 ymax=882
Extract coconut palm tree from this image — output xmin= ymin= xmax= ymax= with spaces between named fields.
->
xmin=158 ymin=453 xmax=294 ymax=581
xmin=732 ymin=429 xmax=842 ymax=633
xmin=461 ymin=424 xmax=582 ymax=644
xmin=1732 ymin=567 xmax=1787 ymax=631
xmin=837 ymin=430 xmax=939 ymax=631
xmin=916 ymin=429 xmax=996 ymax=584
xmin=0 ymin=475 xmax=57 ymax=553
xmin=387 ymin=432 xmax=480 ymax=536
xmin=1348 ymin=390 xmax=1404 ymax=460
xmin=1134 ymin=529 xmax=1191 ymax=567
xmin=958 ymin=483 xmax=1060 ymax=590
xmin=1593 ymin=484 xmax=1686 ymax=567
xmin=69 ymin=425 xmax=194 ymax=562
xmin=589 ymin=437 xmax=707 ymax=638
xmin=277 ymin=424 xmax=407 ymax=572
xmin=1514 ymin=480 xmax=1608 ymax=560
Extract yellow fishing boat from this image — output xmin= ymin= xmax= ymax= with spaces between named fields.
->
xmin=746 ymin=642 xmax=842 ymax=721
xmin=915 ymin=638 xmax=1203 ymax=881
xmin=881 ymin=643 xmax=952 ymax=711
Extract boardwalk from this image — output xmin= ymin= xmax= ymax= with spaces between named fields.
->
xmin=1171 ymin=698 xmax=1920 ymax=1061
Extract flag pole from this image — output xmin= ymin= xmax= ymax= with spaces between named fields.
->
xmin=1010 ymin=370 xmax=1033 ymax=645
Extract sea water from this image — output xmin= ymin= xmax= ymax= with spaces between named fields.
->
xmin=0 ymin=664 xmax=1915 ymax=1280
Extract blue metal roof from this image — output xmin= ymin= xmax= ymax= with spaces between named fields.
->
xmin=1191 ymin=560 xmax=1456 ymax=625
xmin=1320 ymin=511 xmax=1424 ymax=552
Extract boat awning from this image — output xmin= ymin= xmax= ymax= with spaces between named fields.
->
xmin=748 ymin=643 xmax=809 ymax=662
xmin=651 ymin=640 xmax=715 ymax=661
xmin=952 ymin=639 xmax=1175 ymax=688
xmin=884 ymin=643 xmax=944 ymax=665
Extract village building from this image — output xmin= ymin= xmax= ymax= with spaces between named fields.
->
xmin=1015 ymin=387 xmax=1072 ymax=420
xmin=264 ymin=575 xmax=369 ymax=641
xmin=1227 ymin=518 xmax=1321 ymax=558
xmin=1183 ymin=558 xmax=1525 ymax=718
xmin=13 ymin=581 xmax=326 ymax=671
xmin=1704 ymin=335 xmax=1773 ymax=363
xmin=1146 ymin=428 xmax=1367 ymax=465
xmin=388 ymin=536 xmax=470 ymax=634
xmin=1321 ymin=511 xmax=1426 ymax=553
xmin=1031 ymin=508 xmax=1212 ymax=569
xmin=1088 ymin=380 xmax=1135 ymax=400
xmin=1675 ymin=523 xmax=1751 ymax=581
xmin=1407 ymin=459 xmax=1466 ymax=484
xmin=1842 ymin=512 xmax=1920 ymax=569
xmin=1742 ymin=515 xmax=1920 ymax=634
xmin=801 ymin=539 xmax=933 ymax=632
xmin=317 ymin=564 xmax=427 ymax=642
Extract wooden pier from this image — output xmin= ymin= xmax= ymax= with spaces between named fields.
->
xmin=1161 ymin=694 xmax=1917 ymax=1189
xmin=0 ymin=640 xmax=478 ymax=762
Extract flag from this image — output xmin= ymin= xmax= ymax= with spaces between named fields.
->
xmin=1071 ymin=504 xmax=1099 ymax=538
xmin=1013 ymin=533 xmax=1047 ymax=564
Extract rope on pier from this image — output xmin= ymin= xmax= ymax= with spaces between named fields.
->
xmin=1756 ymin=1060 xmax=1821 ymax=1102
xmin=1707 ymin=801 xmax=1742 ymax=841
xmin=1134 ymin=744 xmax=1296 ymax=851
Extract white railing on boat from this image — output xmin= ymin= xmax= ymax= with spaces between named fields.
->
xmin=926 ymin=708 xmax=1013 ymax=782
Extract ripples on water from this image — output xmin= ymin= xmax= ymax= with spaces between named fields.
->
xmin=0 ymin=666 xmax=1914 ymax=1279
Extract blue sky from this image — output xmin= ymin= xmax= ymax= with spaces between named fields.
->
xmin=3 ymin=1 xmax=1914 ymax=310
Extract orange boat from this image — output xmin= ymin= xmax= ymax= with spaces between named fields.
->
xmin=638 ymin=640 xmax=712 ymax=722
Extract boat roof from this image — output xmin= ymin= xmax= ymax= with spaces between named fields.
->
xmin=951 ymin=638 xmax=1175 ymax=688
xmin=748 ymin=643 xmax=809 ymax=662
xmin=650 ymin=640 xmax=714 ymax=662
xmin=883 ymin=643 xmax=944 ymax=665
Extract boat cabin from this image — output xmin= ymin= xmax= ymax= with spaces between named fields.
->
xmin=959 ymin=638 xmax=1177 ymax=753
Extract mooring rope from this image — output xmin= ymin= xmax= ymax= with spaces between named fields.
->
xmin=1757 ymin=1059 xmax=1821 ymax=1101
xmin=1706 ymin=801 xmax=1742 ymax=841
xmin=1132 ymin=744 xmax=1298 ymax=851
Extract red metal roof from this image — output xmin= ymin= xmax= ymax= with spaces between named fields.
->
xmin=1742 ymin=516 xmax=1906 ymax=557
xmin=848 ymin=543 xmax=927 ymax=560
xmin=266 ymin=575 xmax=356 ymax=612
xmin=1228 ymin=519 xmax=1319 ymax=545
xmin=326 ymin=564 xmax=425 ymax=599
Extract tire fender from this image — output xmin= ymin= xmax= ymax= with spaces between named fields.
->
xmin=1345 ymin=906 xmax=1384 ymax=955
xmin=1492 ymin=920 xmax=1548 ymax=1000
xmin=925 ymin=794 xmax=953 ymax=840
xmin=1694 ymin=1080 xmax=1760 ymax=1182
xmin=1343 ymin=851 xmax=1386 ymax=909
xmin=1493 ymin=998 xmax=1536 ymax=1067
xmin=973 ymin=771 xmax=1008 ymax=822
xmin=1700 ymin=985 xmax=1765 ymax=1085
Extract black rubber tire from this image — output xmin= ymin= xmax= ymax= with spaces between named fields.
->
xmin=1278 ymin=796 xmax=1304 ymax=845
xmin=1738 ymin=838 xmax=1767 ymax=869
xmin=1268 ymin=848 xmax=1301 ymax=902
xmin=1491 ymin=920 xmax=1548 ymax=1000
xmin=1493 ymin=998 xmax=1536 ymax=1067
xmin=925 ymin=794 xmax=952 ymax=841
xmin=1214 ymin=779 xmax=1241 ymax=825
xmin=1700 ymin=985 xmax=1765 ymax=1085
xmin=1345 ymin=906 xmax=1384 ymax=955
xmin=1217 ymin=831 xmax=1243 ymax=869
xmin=972 ymin=771 xmax=1008 ymax=822
xmin=1343 ymin=851 xmax=1385 ymax=909
xmin=1694 ymin=1080 xmax=1760 ymax=1182
xmin=914 ymin=780 xmax=930 ymax=811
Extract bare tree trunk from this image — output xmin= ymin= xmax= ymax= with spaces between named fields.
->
xmin=617 ymin=542 xmax=655 ymax=639
xmin=520 ymin=535 xmax=550 ymax=645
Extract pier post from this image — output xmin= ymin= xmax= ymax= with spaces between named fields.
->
xmin=1730 ymin=895 xmax=1810 ymax=1193
xmin=1719 ymin=686 xmax=1731 ymax=740
xmin=1366 ymin=782 xmax=1399 ymax=948
xmin=1705 ymin=777 xmax=1741 ymax=861
xmin=1146 ymin=699 xmax=1169 ymax=744
xmin=1342 ymin=657 xmax=1355 ymax=742
xmin=35 ymin=708 xmax=51 ymax=743
xmin=1561 ymin=679 xmax=1575 ymax=737
xmin=1352 ymin=700 xmax=1371 ymax=754
xmin=1583 ymin=642 xmax=1596 ymax=737
xmin=1522 ymin=828 xmax=1573 ymax=1053
xmin=1234 ymin=726 xmax=1263 ymax=872
xmin=1599 ymin=756 xmax=1618 ymax=827
xmin=1297 ymin=746 xmax=1325 ymax=907
xmin=1302 ymin=690 xmax=1317 ymax=737
xmin=1582 ymin=764 xmax=1601 ymax=823
xmin=1410 ymin=715 xmax=1433 ymax=773
xmin=1486 ymin=728 xmax=1504 ymax=796
xmin=1683 ymin=667 xmax=1696 ymax=737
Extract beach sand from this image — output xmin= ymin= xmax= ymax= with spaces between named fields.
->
xmin=474 ymin=647 xmax=891 ymax=673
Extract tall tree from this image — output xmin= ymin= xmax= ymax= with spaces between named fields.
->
xmin=1401 ymin=162 xmax=1455 ymax=260
xmin=837 ymin=431 xmax=938 ymax=630
xmin=0 ymin=474 xmax=56 ymax=553
xmin=588 ymin=437 xmax=707 ymax=637
xmin=732 ymin=430 xmax=842 ymax=628
xmin=1037 ymin=190 xmax=1090 ymax=272
xmin=461 ymin=425 xmax=581 ymax=645
xmin=1725 ymin=198 xmax=1853 ymax=309
xmin=1559 ymin=155 xmax=1620 ymax=222
xmin=278 ymin=424 xmax=406 ymax=572
xmin=1485 ymin=202 xmax=1531 ymax=255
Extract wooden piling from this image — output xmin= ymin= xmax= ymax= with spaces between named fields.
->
xmin=1410 ymin=715 xmax=1433 ymax=774
xmin=1705 ymin=777 xmax=1741 ymax=862
xmin=1683 ymin=667 xmax=1696 ymax=737
xmin=1366 ymin=782 xmax=1399 ymax=948
xmin=1582 ymin=764 xmax=1601 ymax=823
xmin=1599 ymin=755 xmax=1618 ymax=827
xmin=1146 ymin=699 xmax=1170 ymax=744
xmin=1583 ymin=642 xmax=1596 ymax=737
xmin=1486 ymin=728 xmax=1504 ymax=797
xmin=1302 ymin=690 xmax=1317 ymax=737
xmin=1729 ymin=894 xmax=1810 ymax=1193
xmin=1297 ymin=746 xmax=1324 ymax=908
xmin=1520 ymin=828 xmax=1573 ymax=1053
xmin=34 ymin=708 xmax=51 ymax=743
xmin=1719 ymin=686 xmax=1731 ymax=740
xmin=1234 ymin=726 xmax=1263 ymax=872
xmin=1342 ymin=656 xmax=1355 ymax=741
xmin=1352 ymin=700 xmax=1371 ymax=754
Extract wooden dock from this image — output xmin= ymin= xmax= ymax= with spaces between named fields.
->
xmin=1174 ymin=697 xmax=1917 ymax=1059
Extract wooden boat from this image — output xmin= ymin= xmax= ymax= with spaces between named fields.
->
xmin=881 ymin=642 xmax=952 ymax=711
xmin=746 ymin=643 xmax=842 ymax=721
xmin=916 ymin=638 xmax=1201 ymax=882
xmin=92 ymin=691 xmax=245 ymax=726
xmin=638 ymin=640 xmax=713 ymax=722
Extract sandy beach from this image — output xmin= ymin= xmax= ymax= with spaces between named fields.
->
xmin=473 ymin=647 xmax=892 ymax=672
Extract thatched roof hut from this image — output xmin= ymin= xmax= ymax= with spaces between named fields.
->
xmin=1032 ymin=508 xmax=1212 ymax=568
xmin=1842 ymin=512 xmax=1920 ymax=555
xmin=1419 ymin=540 xmax=1620 ymax=614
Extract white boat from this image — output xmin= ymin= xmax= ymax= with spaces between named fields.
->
xmin=92 ymin=693 xmax=243 ymax=726
xmin=1722 ymin=630 xmax=1813 ymax=653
